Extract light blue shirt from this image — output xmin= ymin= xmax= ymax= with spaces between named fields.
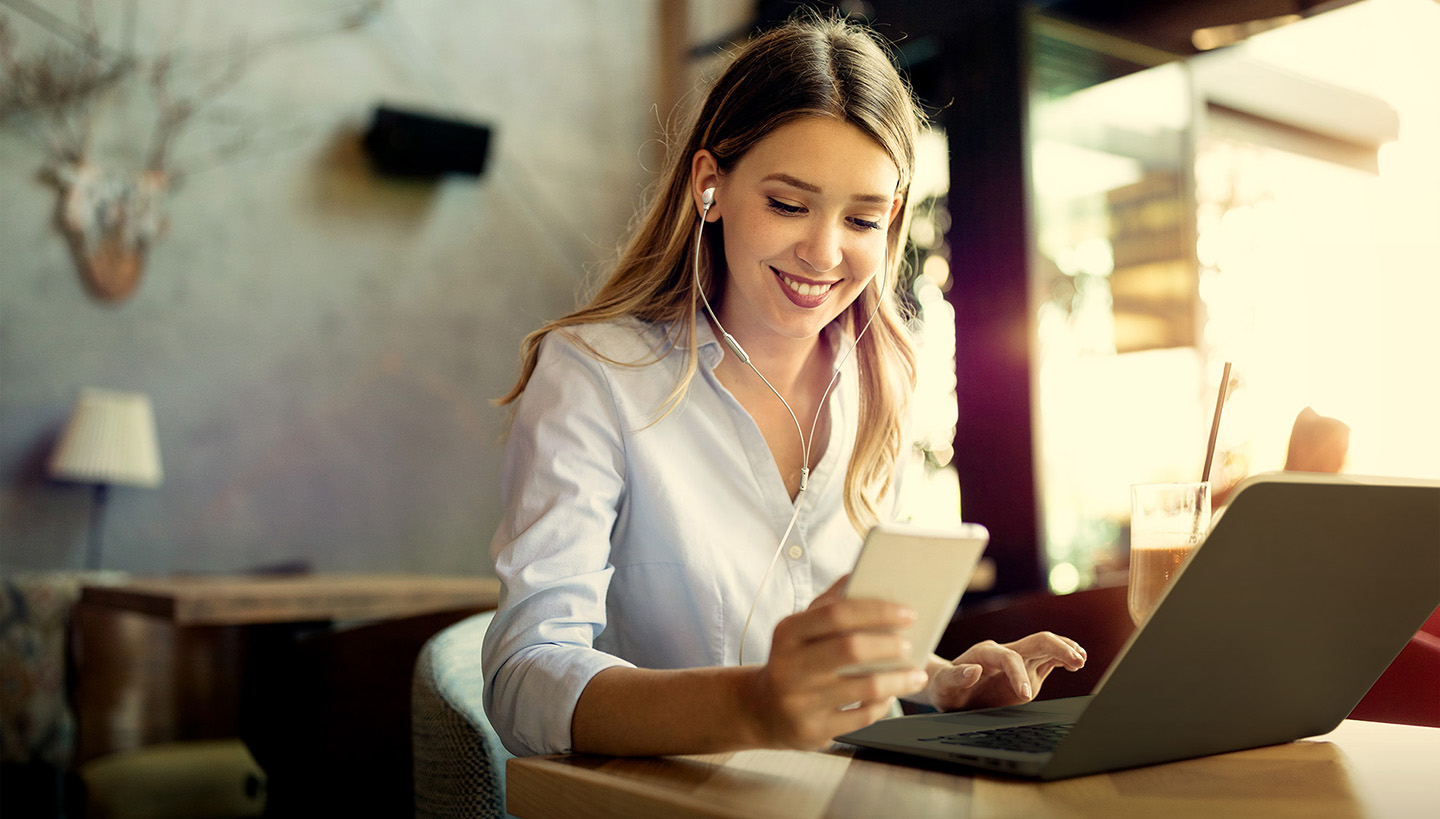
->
xmin=482 ymin=316 xmax=880 ymax=756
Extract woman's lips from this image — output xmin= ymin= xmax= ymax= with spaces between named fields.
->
xmin=773 ymin=268 xmax=837 ymax=308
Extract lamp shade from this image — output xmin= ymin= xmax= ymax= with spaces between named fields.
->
xmin=49 ymin=388 xmax=163 ymax=488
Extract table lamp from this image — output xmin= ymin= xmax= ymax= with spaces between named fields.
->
xmin=49 ymin=388 xmax=163 ymax=569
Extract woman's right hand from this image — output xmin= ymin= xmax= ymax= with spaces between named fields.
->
xmin=748 ymin=576 xmax=928 ymax=749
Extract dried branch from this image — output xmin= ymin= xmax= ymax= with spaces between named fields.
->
xmin=141 ymin=0 xmax=382 ymax=176
xmin=145 ymin=40 xmax=248 ymax=173
xmin=0 ymin=8 xmax=134 ymax=162
xmin=1 ymin=0 xmax=385 ymax=175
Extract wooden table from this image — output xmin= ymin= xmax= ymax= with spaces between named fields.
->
xmin=76 ymin=572 xmax=501 ymax=817
xmin=507 ymin=719 xmax=1440 ymax=818
xmin=79 ymin=571 xmax=501 ymax=625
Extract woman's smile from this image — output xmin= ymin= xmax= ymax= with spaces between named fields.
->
xmin=773 ymin=267 xmax=839 ymax=307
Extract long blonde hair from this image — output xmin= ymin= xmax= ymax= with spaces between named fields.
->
xmin=500 ymin=13 xmax=922 ymax=532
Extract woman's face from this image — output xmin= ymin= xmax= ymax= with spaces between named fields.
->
xmin=702 ymin=117 xmax=902 ymax=352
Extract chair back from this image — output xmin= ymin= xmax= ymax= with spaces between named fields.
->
xmin=412 ymin=610 xmax=510 ymax=819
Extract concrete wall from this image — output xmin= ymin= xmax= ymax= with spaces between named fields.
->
xmin=0 ymin=1 xmax=742 ymax=573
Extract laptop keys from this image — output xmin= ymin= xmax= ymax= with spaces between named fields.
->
xmin=919 ymin=722 xmax=1073 ymax=754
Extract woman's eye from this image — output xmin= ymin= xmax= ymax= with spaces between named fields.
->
xmin=850 ymin=217 xmax=883 ymax=231
xmin=767 ymin=198 xmax=805 ymax=215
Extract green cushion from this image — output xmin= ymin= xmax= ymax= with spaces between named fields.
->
xmin=79 ymin=739 xmax=265 ymax=819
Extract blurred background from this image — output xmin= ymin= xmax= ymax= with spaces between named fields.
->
xmin=2 ymin=0 xmax=1436 ymax=591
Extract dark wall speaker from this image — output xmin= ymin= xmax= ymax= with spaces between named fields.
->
xmin=362 ymin=105 xmax=492 ymax=178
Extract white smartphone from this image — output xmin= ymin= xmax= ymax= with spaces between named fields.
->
xmin=838 ymin=522 xmax=989 ymax=675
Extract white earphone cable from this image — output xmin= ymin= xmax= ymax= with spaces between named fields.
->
xmin=693 ymin=193 xmax=890 ymax=665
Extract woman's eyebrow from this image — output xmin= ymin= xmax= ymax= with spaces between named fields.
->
xmin=762 ymin=172 xmax=890 ymax=204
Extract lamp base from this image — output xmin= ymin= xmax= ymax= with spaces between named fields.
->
xmin=86 ymin=483 xmax=110 ymax=571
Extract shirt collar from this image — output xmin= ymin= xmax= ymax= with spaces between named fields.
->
xmin=695 ymin=316 xmax=725 ymax=371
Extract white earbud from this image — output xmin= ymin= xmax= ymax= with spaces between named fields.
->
xmin=701 ymin=187 xmax=715 ymax=207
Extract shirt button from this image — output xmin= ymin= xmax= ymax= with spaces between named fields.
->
xmin=787 ymin=545 xmax=804 ymax=560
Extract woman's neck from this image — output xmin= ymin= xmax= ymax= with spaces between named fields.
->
xmin=710 ymin=316 xmax=834 ymax=398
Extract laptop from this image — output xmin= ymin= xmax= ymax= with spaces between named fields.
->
xmin=837 ymin=472 xmax=1440 ymax=780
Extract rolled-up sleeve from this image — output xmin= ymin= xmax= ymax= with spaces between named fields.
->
xmin=482 ymin=331 xmax=637 ymax=756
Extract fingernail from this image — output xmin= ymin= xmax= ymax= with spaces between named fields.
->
xmin=899 ymin=639 xmax=913 ymax=656
xmin=897 ymin=606 xmax=917 ymax=622
xmin=1021 ymin=681 xmax=1033 ymax=699
xmin=961 ymin=665 xmax=979 ymax=681
xmin=910 ymin=669 xmax=928 ymax=687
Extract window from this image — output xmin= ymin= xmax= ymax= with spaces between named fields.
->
xmin=1028 ymin=0 xmax=1440 ymax=593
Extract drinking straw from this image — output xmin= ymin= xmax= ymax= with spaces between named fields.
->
xmin=1188 ymin=361 xmax=1232 ymax=540
xmin=1201 ymin=361 xmax=1233 ymax=483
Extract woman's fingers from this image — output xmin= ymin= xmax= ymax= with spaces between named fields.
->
xmin=1011 ymin=631 xmax=1088 ymax=671
xmin=777 ymin=597 xmax=914 ymax=647
xmin=926 ymin=662 xmax=982 ymax=710
xmin=758 ymin=600 xmax=929 ymax=748
xmin=758 ymin=663 xmax=924 ymax=748
xmin=776 ymin=599 xmax=924 ymax=669
xmin=822 ymin=697 xmax=902 ymax=746
xmin=935 ymin=632 xmax=1089 ymax=711
xmin=828 ymin=665 xmax=928 ymax=708
xmin=983 ymin=642 xmax=1034 ymax=699
xmin=949 ymin=641 xmax=1030 ymax=699
xmin=790 ymin=630 xmax=912 ymax=674
xmin=808 ymin=573 xmax=852 ymax=609
xmin=772 ymin=599 xmax=916 ymax=677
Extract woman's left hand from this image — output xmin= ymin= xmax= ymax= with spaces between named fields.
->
xmin=922 ymin=633 xmax=1087 ymax=712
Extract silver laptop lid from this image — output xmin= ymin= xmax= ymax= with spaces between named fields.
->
xmin=1043 ymin=472 xmax=1440 ymax=779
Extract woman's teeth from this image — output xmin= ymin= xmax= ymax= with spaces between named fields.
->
xmin=778 ymin=272 xmax=833 ymax=297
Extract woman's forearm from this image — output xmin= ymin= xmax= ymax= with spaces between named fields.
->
xmin=570 ymin=664 xmax=768 ymax=756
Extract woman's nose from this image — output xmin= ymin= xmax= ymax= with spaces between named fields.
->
xmin=796 ymin=222 xmax=843 ymax=273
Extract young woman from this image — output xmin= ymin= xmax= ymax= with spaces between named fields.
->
xmin=482 ymin=13 xmax=1085 ymax=758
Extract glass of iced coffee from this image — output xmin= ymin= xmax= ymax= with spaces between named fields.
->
xmin=1128 ymin=482 xmax=1211 ymax=626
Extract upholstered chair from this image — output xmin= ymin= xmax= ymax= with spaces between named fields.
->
xmin=412 ymin=609 xmax=513 ymax=819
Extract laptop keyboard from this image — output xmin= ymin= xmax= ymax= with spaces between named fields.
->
xmin=918 ymin=722 xmax=1073 ymax=754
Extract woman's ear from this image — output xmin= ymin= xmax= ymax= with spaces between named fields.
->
xmin=691 ymin=150 xmax=722 ymax=222
xmin=888 ymin=191 xmax=905 ymax=226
